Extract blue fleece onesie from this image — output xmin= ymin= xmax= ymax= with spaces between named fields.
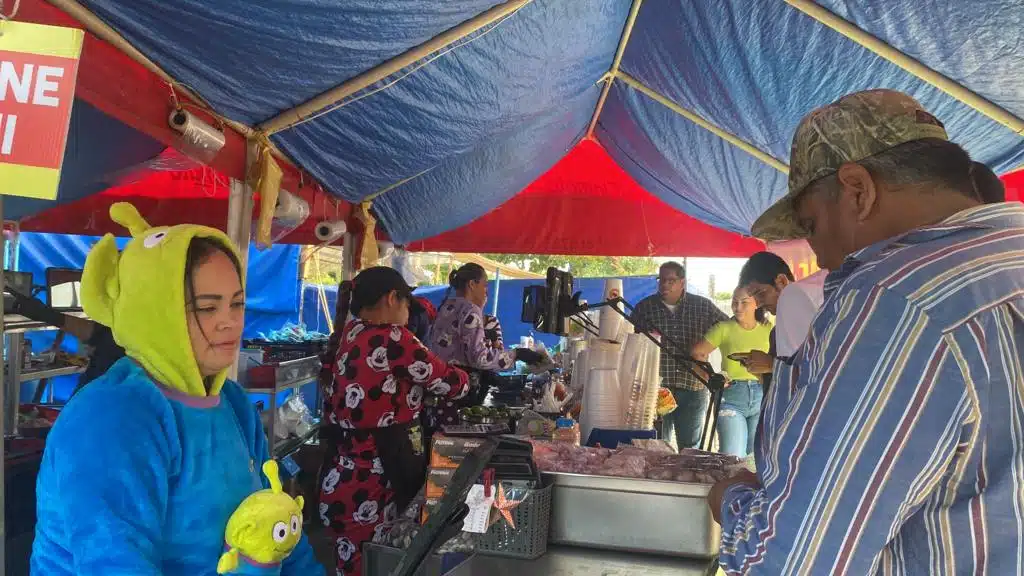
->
xmin=29 ymin=203 xmax=324 ymax=575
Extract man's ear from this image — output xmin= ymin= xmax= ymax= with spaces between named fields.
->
xmin=774 ymin=274 xmax=791 ymax=291
xmin=837 ymin=162 xmax=877 ymax=223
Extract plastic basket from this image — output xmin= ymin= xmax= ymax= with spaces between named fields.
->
xmin=473 ymin=483 xmax=552 ymax=560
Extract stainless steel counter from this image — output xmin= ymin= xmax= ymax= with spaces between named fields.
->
xmin=447 ymin=545 xmax=719 ymax=576
xmin=544 ymin=472 xmax=720 ymax=558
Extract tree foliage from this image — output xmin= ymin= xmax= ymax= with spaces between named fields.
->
xmin=483 ymin=254 xmax=658 ymax=278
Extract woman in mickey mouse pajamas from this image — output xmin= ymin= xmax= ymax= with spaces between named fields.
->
xmin=317 ymin=267 xmax=469 ymax=576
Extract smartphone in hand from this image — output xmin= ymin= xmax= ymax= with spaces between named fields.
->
xmin=728 ymin=352 xmax=751 ymax=365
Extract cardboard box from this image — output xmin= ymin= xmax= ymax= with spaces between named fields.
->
xmin=421 ymin=497 xmax=442 ymax=524
xmin=425 ymin=467 xmax=456 ymax=499
xmin=429 ymin=435 xmax=488 ymax=469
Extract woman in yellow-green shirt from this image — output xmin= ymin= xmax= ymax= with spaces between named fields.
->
xmin=691 ymin=286 xmax=772 ymax=456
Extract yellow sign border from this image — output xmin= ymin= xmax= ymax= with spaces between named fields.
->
xmin=0 ymin=163 xmax=63 ymax=201
xmin=0 ymin=20 xmax=84 ymax=59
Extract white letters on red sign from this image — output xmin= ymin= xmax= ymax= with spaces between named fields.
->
xmin=0 ymin=62 xmax=65 ymax=106
xmin=0 ymin=113 xmax=16 ymax=155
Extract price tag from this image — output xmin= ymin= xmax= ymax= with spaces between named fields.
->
xmin=461 ymin=484 xmax=494 ymax=534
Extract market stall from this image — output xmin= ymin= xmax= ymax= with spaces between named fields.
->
xmin=2 ymin=0 xmax=1023 ymax=573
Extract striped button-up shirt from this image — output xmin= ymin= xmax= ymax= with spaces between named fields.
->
xmin=719 ymin=203 xmax=1024 ymax=575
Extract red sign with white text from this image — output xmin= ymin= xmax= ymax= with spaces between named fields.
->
xmin=0 ymin=21 xmax=84 ymax=200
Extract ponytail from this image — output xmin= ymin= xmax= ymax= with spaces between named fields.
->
xmin=440 ymin=263 xmax=486 ymax=307
xmin=323 ymin=280 xmax=354 ymax=369
xmin=755 ymin=306 xmax=769 ymax=325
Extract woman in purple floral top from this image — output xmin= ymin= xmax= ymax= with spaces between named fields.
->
xmin=427 ymin=264 xmax=542 ymax=427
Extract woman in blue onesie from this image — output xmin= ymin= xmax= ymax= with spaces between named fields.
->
xmin=30 ymin=204 xmax=324 ymax=575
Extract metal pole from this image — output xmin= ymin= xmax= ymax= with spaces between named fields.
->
xmin=586 ymin=0 xmax=645 ymax=138
xmin=340 ymin=232 xmax=356 ymax=282
xmin=615 ymin=71 xmax=789 ymax=173
xmin=0 ymin=194 xmax=7 ymax=573
xmin=785 ymin=0 xmax=1024 ymax=136
xmin=226 ymin=176 xmax=254 ymax=382
xmin=490 ymin=269 xmax=501 ymax=316
xmin=257 ymin=0 xmax=532 ymax=134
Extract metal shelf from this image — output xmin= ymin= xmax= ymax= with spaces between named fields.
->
xmin=243 ymin=375 xmax=318 ymax=394
xmin=2 ymin=312 xmax=87 ymax=334
xmin=19 ymin=364 xmax=86 ymax=383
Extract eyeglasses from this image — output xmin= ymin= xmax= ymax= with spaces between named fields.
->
xmin=658 ymin=276 xmax=683 ymax=285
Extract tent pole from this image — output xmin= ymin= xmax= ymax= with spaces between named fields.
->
xmin=258 ymin=0 xmax=532 ymax=135
xmin=785 ymin=0 xmax=1024 ymax=135
xmin=341 ymin=233 xmax=356 ymax=282
xmin=491 ymin=269 xmax=501 ymax=317
xmin=226 ymin=143 xmax=255 ymax=381
xmin=586 ymin=0 xmax=644 ymax=138
xmin=0 ymin=196 xmax=6 ymax=574
xmin=616 ymin=72 xmax=789 ymax=173
xmin=46 ymin=0 xmax=302 ymax=166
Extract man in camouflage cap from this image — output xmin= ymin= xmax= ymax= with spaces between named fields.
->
xmin=751 ymin=88 xmax=969 ymax=270
xmin=713 ymin=89 xmax=1024 ymax=574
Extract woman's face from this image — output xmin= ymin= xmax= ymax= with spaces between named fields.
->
xmin=731 ymin=287 xmax=758 ymax=322
xmin=466 ymin=273 xmax=489 ymax=308
xmin=187 ymin=250 xmax=245 ymax=377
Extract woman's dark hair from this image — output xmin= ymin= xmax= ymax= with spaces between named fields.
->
xmin=970 ymin=161 xmax=1005 ymax=204
xmin=324 ymin=280 xmax=355 ymax=370
xmin=183 ymin=237 xmax=243 ymax=346
xmin=442 ymin=263 xmax=486 ymax=305
xmin=738 ymin=252 xmax=794 ymax=288
xmin=333 ymin=267 xmax=413 ymax=325
xmin=754 ymin=308 xmax=769 ymax=325
xmin=449 ymin=263 xmax=486 ymax=293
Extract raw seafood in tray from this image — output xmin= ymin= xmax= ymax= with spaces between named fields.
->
xmin=530 ymin=440 xmax=745 ymax=483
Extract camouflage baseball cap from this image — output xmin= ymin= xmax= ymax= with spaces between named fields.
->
xmin=751 ymin=89 xmax=949 ymax=240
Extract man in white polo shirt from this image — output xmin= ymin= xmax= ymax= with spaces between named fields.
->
xmin=773 ymin=268 xmax=826 ymax=360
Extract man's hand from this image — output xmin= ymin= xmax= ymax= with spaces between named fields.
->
xmin=708 ymin=469 xmax=761 ymax=524
xmin=738 ymin=350 xmax=774 ymax=375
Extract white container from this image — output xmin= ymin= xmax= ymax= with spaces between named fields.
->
xmin=581 ymin=368 xmax=622 ymax=443
xmin=588 ymin=338 xmax=621 ymax=371
xmin=598 ymin=279 xmax=625 ymax=340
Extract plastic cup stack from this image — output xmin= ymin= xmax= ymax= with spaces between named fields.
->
xmin=581 ymin=368 xmax=622 ymax=444
xmin=637 ymin=336 xmax=662 ymax=429
xmin=598 ymin=279 xmax=625 ymax=340
xmin=618 ymin=333 xmax=644 ymax=408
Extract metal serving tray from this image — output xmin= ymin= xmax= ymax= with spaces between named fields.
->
xmin=543 ymin=472 xmax=720 ymax=559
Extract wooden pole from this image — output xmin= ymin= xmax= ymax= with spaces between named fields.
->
xmin=258 ymin=0 xmax=532 ymax=134
xmin=616 ymin=71 xmax=790 ymax=173
xmin=785 ymin=0 xmax=1024 ymax=135
xmin=46 ymin=0 xmax=302 ymax=165
xmin=586 ymin=0 xmax=644 ymax=138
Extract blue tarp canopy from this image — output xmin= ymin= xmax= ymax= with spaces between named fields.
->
xmin=50 ymin=1 xmax=1024 ymax=242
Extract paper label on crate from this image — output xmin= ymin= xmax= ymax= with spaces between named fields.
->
xmin=462 ymin=484 xmax=494 ymax=534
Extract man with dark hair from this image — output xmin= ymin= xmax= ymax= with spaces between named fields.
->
xmin=630 ymin=261 xmax=727 ymax=450
xmin=712 ymin=90 xmax=1024 ymax=573
xmin=734 ymin=252 xmax=796 ymax=384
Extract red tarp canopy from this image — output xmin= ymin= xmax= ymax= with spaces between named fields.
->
xmin=406 ymin=140 xmax=765 ymax=256
xmin=23 ymin=140 xmax=766 ymax=256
